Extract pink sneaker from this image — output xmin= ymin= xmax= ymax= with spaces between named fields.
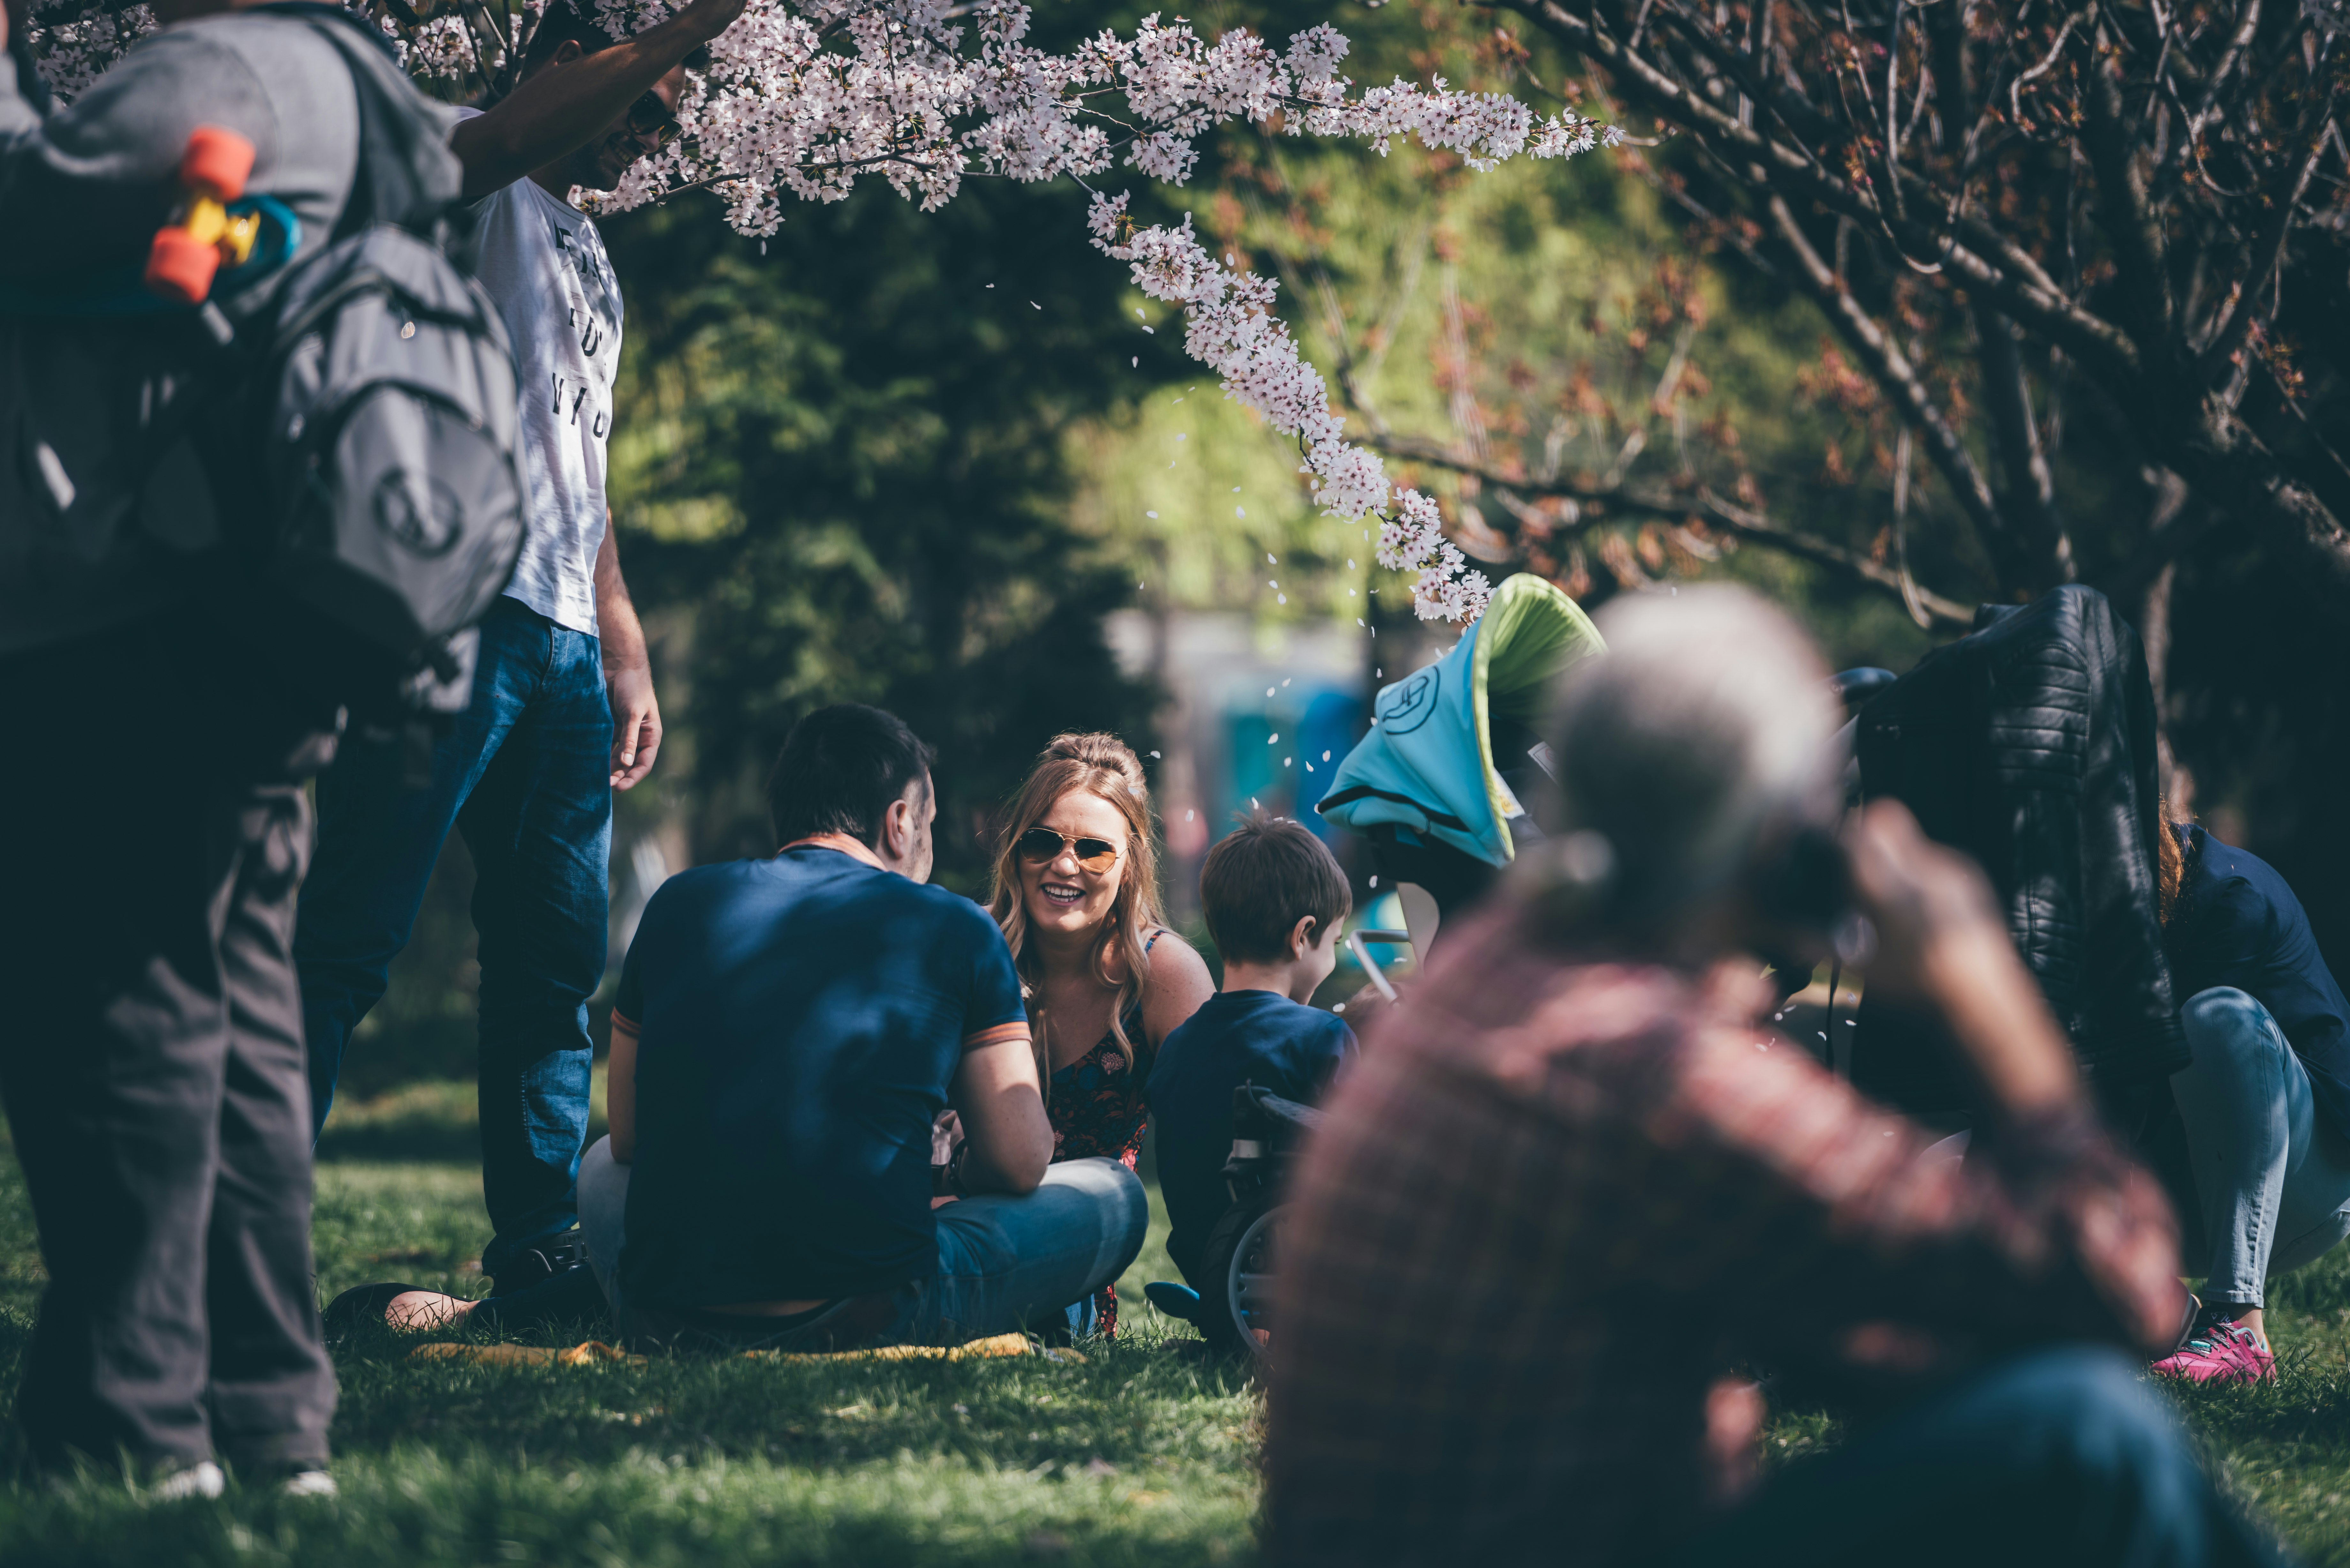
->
xmin=2151 ymin=1312 xmax=2276 ymax=1386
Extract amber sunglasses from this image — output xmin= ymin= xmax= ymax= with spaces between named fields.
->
xmin=1015 ymin=827 xmax=1121 ymax=873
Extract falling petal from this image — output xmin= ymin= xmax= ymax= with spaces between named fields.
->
xmin=1370 ymin=876 xmax=1378 ymax=887
xmin=1150 ymin=750 xmax=1162 ymax=758
xmin=1268 ymin=734 xmax=1279 ymax=744
xmin=1322 ymin=750 xmax=1331 ymax=761
xmin=1146 ymin=510 xmax=1159 ymax=519
xmin=1185 ymin=809 xmax=1195 ymax=822
xmin=1277 ymin=594 xmax=1287 ymax=604
xmin=1284 ymin=757 xmax=1292 ymax=767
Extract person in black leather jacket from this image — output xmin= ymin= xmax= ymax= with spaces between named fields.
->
xmin=1852 ymin=585 xmax=2186 ymax=1121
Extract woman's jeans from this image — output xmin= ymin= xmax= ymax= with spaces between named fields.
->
xmin=2173 ymin=986 xmax=2350 ymax=1308
xmin=579 ymin=1138 xmax=1147 ymax=1345
xmin=295 ymin=599 xmax=611 ymax=1284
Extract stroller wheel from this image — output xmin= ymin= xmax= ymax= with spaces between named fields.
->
xmin=1225 ymin=1207 xmax=1283 ymax=1363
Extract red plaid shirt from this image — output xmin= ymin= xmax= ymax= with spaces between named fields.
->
xmin=1264 ymin=902 xmax=2185 ymax=1567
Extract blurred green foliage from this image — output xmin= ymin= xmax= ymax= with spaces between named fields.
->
xmin=601 ymin=180 xmax=1169 ymax=891
xmin=352 ymin=0 xmax=2339 ymax=1089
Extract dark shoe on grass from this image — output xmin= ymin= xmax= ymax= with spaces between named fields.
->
xmin=489 ymin=1229 xmax=591 ymax=1297
xmin=1143 ymin=1281 xmax=1202 ymax=1323
xmin=474 ymin=1260 xmax=608 ymax=1334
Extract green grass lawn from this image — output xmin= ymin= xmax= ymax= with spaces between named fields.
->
xmin=3 ymin=1081 xmax=2350 ymax=1564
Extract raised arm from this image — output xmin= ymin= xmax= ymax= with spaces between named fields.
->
xmin=449 ymin=0 xmax=742 ymax=202
xmin=1698 ymin=802 xmax=2185 ymax=1373
xmin=949 ymin=1028 xmax=1053 ymax=1196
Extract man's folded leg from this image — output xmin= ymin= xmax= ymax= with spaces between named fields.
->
xmin=1672 ymin=1345 xmax=2284 ymax=1568
xmin=908 ymin=1159 xmax=1149 ymax=1344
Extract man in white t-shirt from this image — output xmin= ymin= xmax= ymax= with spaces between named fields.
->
xmin=296 ymin=0 xmax=741 ymax=1323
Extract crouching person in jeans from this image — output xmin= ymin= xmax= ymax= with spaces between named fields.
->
xmin=579 ymin=704 xmax=1146 ymax=1350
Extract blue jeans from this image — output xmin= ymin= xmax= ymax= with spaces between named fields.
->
xmin=578 ymin=1138 xmax=1147 ymax=1343
xmin=2173 ymin=986 xmax=2350 ymax=1310
xmin=296 ymin=597 xmax=611 ymax=1280
xmin=1674 ymin=1346 xmax=2282 ymax=1566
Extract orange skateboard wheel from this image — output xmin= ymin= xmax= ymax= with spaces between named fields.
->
xmin=145 ymin=226 xmax=222 ymax=304
xmin=179 ymin=125 xmax=254 ymax=201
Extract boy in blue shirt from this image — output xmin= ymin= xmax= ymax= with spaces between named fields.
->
xmin=1149 ymin=817 xmax=1359 ymax=1292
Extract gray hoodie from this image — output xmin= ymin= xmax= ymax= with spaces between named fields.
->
xmin=0 ymin=9 xmax=456 ymax=654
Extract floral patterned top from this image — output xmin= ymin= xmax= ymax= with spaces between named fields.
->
xmin=1045 ymin=931 xmax=1164 ymax=1337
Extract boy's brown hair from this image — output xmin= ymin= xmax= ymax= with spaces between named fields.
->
xmin=1201 ymin=815 xmax=1353 ymax=965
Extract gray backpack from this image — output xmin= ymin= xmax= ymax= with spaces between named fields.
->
xmin=1 ymin=13 xmax=523 ymax=714
xmin=208 ymin=16 xmax=526 ymax=721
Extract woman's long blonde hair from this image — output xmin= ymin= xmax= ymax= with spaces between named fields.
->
xmin=986 ymin=734 xmax=1167 ymax=1093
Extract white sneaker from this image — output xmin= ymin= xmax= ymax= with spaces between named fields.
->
xmin=280 ymin=1469 xmax=338 ymax=1499
xmin=150 ymin=1461 xmax=225 ymax=1502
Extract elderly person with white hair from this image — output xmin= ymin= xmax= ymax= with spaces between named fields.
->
xmin=1264 ymin=587 xmax=2277 ymax=1568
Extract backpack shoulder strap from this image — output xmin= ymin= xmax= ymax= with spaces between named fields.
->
xmin=298 ymin=15 xmax=465 ymax=240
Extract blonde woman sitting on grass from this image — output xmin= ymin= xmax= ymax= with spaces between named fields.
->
xmin=983 ymin=734 xmax=1214 ymax=1338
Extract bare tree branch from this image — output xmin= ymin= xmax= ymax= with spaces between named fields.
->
xmin=1360 ymin=427 xmax=1976 ymax=625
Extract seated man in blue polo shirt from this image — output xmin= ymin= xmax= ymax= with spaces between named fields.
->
xmin=337 ymin=704 xmax=1146 ymax=1347
xmin=592 ymin=703 xmax=1148 ymax=1350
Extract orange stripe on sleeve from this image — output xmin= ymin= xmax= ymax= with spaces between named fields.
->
xmin=962 ymin=1021 xmax=1031 ymax=1053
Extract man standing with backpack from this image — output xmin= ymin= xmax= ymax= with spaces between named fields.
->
xmin=298 ymin=0 xmax=744 ymax=1322
xmin=0 ymin=0 xmax=470 ymax=1497
xmin=0 ymin=0 xmax=737 ymax=1488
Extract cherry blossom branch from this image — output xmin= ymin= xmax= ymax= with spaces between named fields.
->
xmin=25 ymin=0 xmax=1619 ymax=619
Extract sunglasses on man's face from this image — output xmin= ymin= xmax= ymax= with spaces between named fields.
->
xmin=626 ymin=91 xmax=682 ymax=149
xmin=1015 ymin=827 xmax=1121 ymax=874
